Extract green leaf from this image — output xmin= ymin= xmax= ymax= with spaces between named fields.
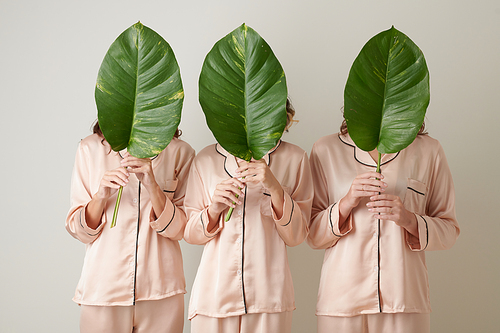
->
xmin=95 ymin=22 xmax=183 ymax=158
xmin=199 ymin=23 xmax=287 ymax=161
xmin=344 ymin=26 xmax=429 ymax=154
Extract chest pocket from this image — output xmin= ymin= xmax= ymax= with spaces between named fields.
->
xmin=260 ymin=186 xmax=292 ymax=217
xmin=403 ymin=178 xmax=427 ymax=215
xmin=161 ymin=179 xmax=178 ymax=201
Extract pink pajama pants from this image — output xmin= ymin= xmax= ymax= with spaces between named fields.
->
xmin=191 ymin=311 xmax=293 ymax=333
xmin=80 ymin=294 xmax=184 ymax=333
xmin=317 ymin=313 xmax=430 ymax=333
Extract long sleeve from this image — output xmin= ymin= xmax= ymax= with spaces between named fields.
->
xmin=271 ymin=151 xmax=313 ymax=247
xmin=149 ymin=146 xmax=195 ymax=240
xmin=307 ymin=140 xmax=353 ymax=250
xmin=405 ymin=142 xmax=460 ymax=251
xmin=183 ymin=161 xmax=224 ymax=245
xmin=65 ymin=141 xmax=105 ymax=244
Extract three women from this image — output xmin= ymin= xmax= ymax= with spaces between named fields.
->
xmin=67 ymin=108 xmax=459 ymax=333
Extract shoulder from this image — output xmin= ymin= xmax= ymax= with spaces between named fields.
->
xmin=78 ymin=133 xmax=110 ymax=154
xmin=311 ymin=133 xmax=350 ymax=155
xmin=192 ymin=144 xmax=219 ymax=164
xmin=276 ymin=140 xmax=306 ymax=156
xmin=164 ymin=137 xmax=195 ymax=157
xmin=408 ymin=134 xmax=443 ymax=155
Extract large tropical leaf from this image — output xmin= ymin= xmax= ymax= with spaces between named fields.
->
xmin=199 ymin=23 xmax=287 ymax=161
xmin=95 ymin=22 xmax=183 ymax=158
xmin=344 ymin=26 xmax=429 ymax=154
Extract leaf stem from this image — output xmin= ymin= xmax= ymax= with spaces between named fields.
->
xmin=376 ymin=152 xmax=381 ymax=174
xmin=224 ymin=193 xmax=239 ymax=222
xmin=224 ymin=175 xmax=246 ymax=222
xmin=110 ymin=186 xmax=123 ymax=228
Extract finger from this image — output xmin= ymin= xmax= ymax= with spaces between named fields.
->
xmin=102 ymin=180 xmax=123 ymax=189
xmin=367 ymin=206 xmax=394 ymax=214
xmin=126 ymin=165 xmax=149 ymax=174
xmin=109 ymin=167 xmax=129 ymax=177
xmin=104 ymin=171 xmax=129 ymax=184
xmin=102 ymin=175 xmax=126 ymax=188
xmin=220 ymin=178 xmax=246 ymax=190
xmin=121 ymin=159 xmax=150 ymax=169
xmin=236 ymin=160 xmax=266 ymax=173
xmin=366 ymin=200 xmax=393 ymax=208
xmin=213 ymin=192 xmax=241 ymax=206
xmin=370 ymin=194 xmax=397 ymax=201
xmin=238 ymin=169 xmax=262 ymax=180
xmin=357 ymin=184 xmax=386 ymax=193
xmin=217 ymin=183 xmax=245 ymax=197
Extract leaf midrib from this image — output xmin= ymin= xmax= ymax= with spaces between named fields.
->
xmin=379 ymin=29 xmax=395 ymax=149
xmin=242 ymin=25 xmax=250 ymax=160
xmin=130 ymin=25 xmax=141 ymax=151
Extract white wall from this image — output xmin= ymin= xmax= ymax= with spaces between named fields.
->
xmin=0 ymin=0 xmax=498 ymax=332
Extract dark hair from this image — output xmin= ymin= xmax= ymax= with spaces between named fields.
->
xmin=92 ymin=120 xmax=182 ymax=138
xmin=285 ymin=98 xmax=298 ymax=132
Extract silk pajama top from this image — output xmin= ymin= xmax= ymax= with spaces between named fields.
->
xmin=184 ymin=141 xmax=314 ymax=319
xmin=307 ymin=133 xmax=460 ymax=317
xmin=66 ymin=134 xmax=195 ymax=306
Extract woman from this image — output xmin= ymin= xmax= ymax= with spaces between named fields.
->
xmin=66 ymin=123 xmax=195 ymax=333
xmin=184 ymin=101 xmax=313 ymax=333
xmin=308 ymin=120 xmax=460 ymax=333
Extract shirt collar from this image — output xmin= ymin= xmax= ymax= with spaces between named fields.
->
xmin=338 ymin=134 xmax=399 ymax=168
xmin=215 ymin=141 xmax=281 ymax=178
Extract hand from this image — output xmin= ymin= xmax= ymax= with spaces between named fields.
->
xmin=343 ymin=172 xmax=387 ymax=209
xmin=95 ymin=167 xmax=130 ymax=200
xmin=120 ymin=152 xmax=156 ymax=189
xmin=86 ymin=166 xmax=129 ymax=229
xmin=236 ymin=159 xmax=285 ymax=218
xmin=338 ymin=172 xmax=386 ymax=230
xmin=367 ymin=194 xmax=418 ymax=236
xmin=208 ymin=177 xmax=246 ymax=221
xmin=236 ymin=159 xmax=282 ymax=196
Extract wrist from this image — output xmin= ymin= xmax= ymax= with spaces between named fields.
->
xmin=341 ymin=194 xmax=358 ymax=211
xmin=143 ymin=179 xmax=160 ymax=193
xmin=208 ymin=205 xmax=222 ymax=220
xmin=93 ymin=191 xmax=109 ymax=203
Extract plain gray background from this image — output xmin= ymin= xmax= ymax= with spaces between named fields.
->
xmin=1 ymin=0 xmax=498 ymax=332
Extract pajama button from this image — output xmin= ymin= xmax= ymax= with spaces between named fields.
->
xmin=133 ymin=198 xmax=138 ymax=203
xmin=236 ymin=238 xmax=241 ymax=244
xmin=373 ymin=266 xmax=378 ymax=272
xmin=237 ymin=210 xmax=242 ymax=216
xmin=237 ymin=270 xmax=242 ymax=275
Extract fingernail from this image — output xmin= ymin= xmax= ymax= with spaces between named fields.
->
xmin=368 ymin=208 xmax=373 ymax=212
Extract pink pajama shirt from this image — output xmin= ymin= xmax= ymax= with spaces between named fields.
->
xmin=184 ymin=141 xmax=314 ymax=328
xmin=308 ymin=134 xmax=459 ymax=325
xmin=66 ymin=134 xmax=194 ymax=313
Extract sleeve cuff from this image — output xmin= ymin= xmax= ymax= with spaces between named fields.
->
xmin=406 ymin=214 xmax=429 ymax=251
xmin=149 ymin=198 xmax=176 ymax=233
xmin=200 ymin=208 xmax=223 ymax=238
xmin=79 ymin=204 xmax=105 ymax=236
xmin=330 ymin=199 xmax=353 ymax=237
xmin=272 ymin=191 xmax=294 ymax=226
